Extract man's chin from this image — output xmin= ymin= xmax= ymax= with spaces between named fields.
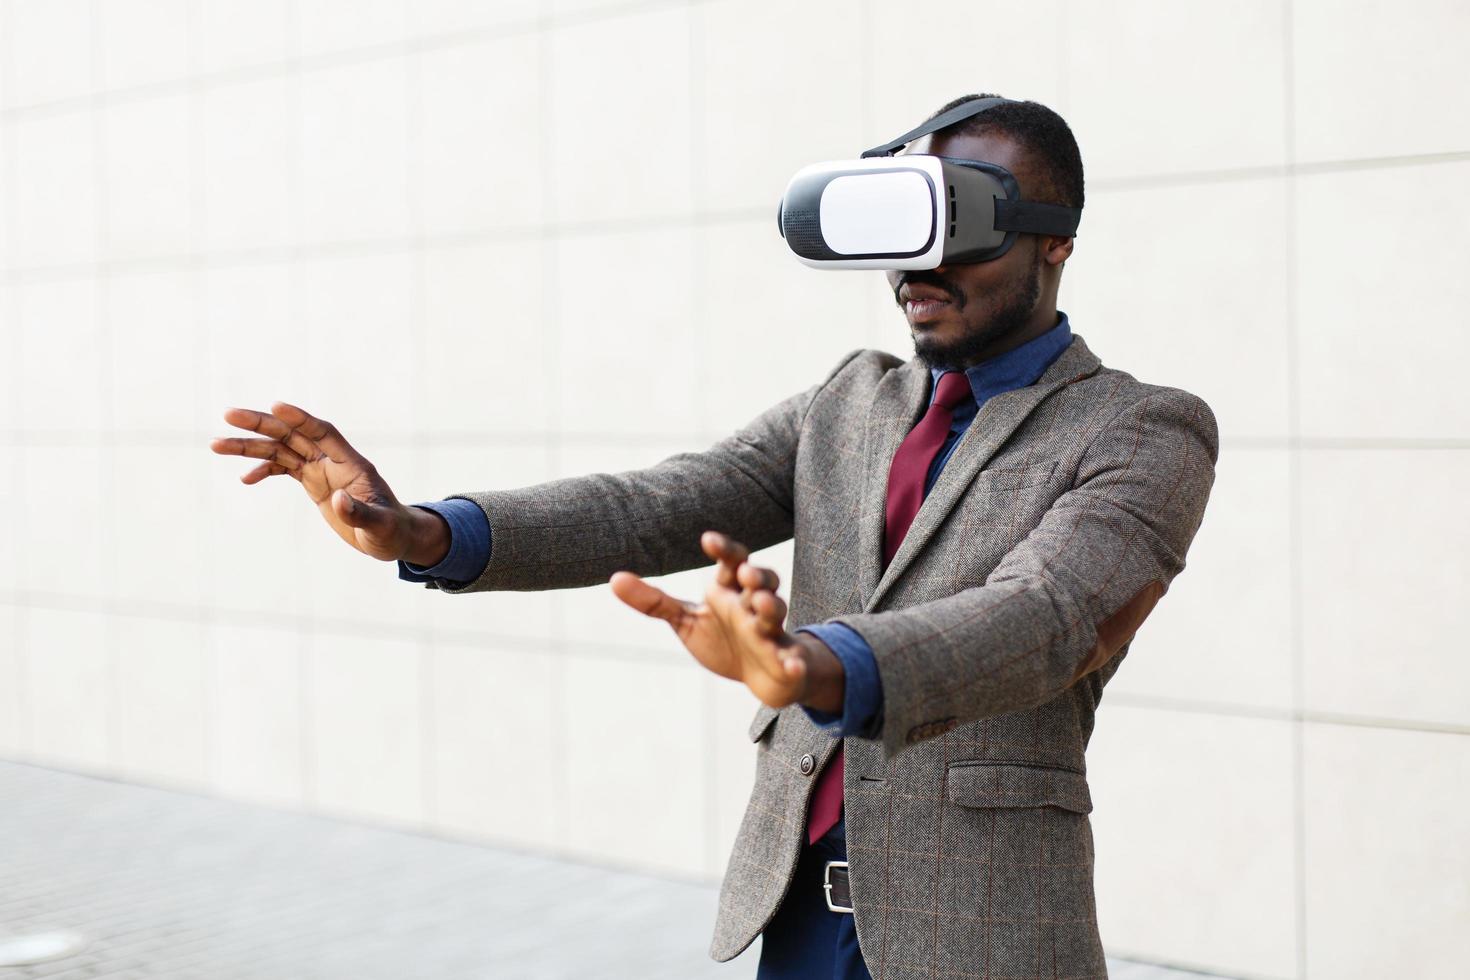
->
xmin=912 ymin=339 xmax=968 ymax=372
xmin=909 ymin=298 xmax=1039 ymax=372
xmin=910 ymin=321 xmax=973 ymax=371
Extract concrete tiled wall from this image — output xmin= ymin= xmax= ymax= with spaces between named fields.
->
xmin=1 ymin=2 xmax=1466 ymax=977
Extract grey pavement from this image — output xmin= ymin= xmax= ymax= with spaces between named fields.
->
xmin=0 ymin=761 xmax=1233 ymax=979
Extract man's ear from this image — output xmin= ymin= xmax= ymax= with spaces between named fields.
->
xmin=1042 ymin=235 xmax=1075 ymax=267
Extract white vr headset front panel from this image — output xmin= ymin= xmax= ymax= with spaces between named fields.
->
xmin=782 ymin=156 xmax=947 ymax=270
xmin=820 ymin=172 xmax=934 ymax=256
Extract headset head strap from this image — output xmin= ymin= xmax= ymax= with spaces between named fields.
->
xmin=860 ymin=96 xmax=1014 ymax=158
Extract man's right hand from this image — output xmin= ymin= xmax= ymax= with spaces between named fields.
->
xmin=209 ymin=402 xmax=450 ymax=566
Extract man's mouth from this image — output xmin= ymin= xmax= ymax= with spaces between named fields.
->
xmin=905 ymin=298 xmax=951 ymax=322
xmin=899 ymin=283 xmax=954 ymax=323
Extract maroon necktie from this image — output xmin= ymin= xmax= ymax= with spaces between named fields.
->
xmin=805 ymin=371 xmax=974 ymax=845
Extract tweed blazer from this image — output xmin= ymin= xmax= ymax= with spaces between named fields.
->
xmin=435 ymin=333 xmax=1219 ymax=980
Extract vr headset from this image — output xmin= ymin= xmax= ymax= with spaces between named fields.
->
xmin=777 ymin=97 xmax=1081 ymax=270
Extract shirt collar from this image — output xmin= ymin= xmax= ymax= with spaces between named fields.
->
xmin=929 ymin=313 xmax=1074 ymax=410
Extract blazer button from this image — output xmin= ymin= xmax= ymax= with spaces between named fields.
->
xmin=799 ymin=753 xmax=815 ymax=776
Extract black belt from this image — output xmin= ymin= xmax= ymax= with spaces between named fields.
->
xmin=823 ymin=860 xmax=853 ymax=914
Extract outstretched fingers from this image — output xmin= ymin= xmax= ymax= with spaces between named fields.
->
xmin=749 ymin=589 xmax=788 ymax=639
xmin=210 ymin=435 xmax=307 ymax=472
xmin=268 ymin=402 xmax=359 ymax=464
xmin=219 ymin=407 xmax=319 ymax=462
xmin=609 ymin=572 xmax=694 ymax=631
xmin=701 ymin=530 xmax=750 ymax=589
xmin=240 ymin=460 xmax=294 ymax=485
xmin=736 ymin=561 xmax=780 ymax=594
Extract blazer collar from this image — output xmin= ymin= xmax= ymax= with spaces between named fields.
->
xmin=855 ymin=332 xmax=1103 ymax=611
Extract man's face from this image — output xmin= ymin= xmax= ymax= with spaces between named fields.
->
xmin=885 ymin=131 xmax=1050 ymax=371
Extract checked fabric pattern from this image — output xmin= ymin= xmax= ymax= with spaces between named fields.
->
xmin=427 ymin=334 xmax=1218 ymax=980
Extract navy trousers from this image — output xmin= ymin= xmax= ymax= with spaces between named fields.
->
xmin=756 ymin=816 xmax=873 ymax=980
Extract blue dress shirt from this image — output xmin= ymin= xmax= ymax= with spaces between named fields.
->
xmin=397 ymin=499 xmax=493 ymax=585
xmin=398 ymin=315 xmax=1075 ymax=743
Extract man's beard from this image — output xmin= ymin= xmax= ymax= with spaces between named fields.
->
xmin=909 ymin=251 xmax=1042 ymax=372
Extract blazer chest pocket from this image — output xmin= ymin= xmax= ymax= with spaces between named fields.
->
xmin=946 ymin=762 xmax=1092 ymax=814
xmin=969 ymin=460 xmax=1059 ymax=494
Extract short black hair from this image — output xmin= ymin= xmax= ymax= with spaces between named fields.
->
xmin=923 ymin=93 xmax=1084 ymax=211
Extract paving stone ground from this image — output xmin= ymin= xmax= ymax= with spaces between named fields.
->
xmin=0 ymin=761 xmax=1232 ymax=979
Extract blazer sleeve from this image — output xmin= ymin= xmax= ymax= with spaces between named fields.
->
xmin=428 ymin=350 xmax=866 ymax=594
xmin=832 ymin=387 xmax=1220 ymax=761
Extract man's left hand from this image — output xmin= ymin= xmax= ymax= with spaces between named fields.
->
xmin=609 ymin=531 xmax=843 ymax=712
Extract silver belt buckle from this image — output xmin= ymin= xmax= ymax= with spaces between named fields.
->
xmin=823 ymin=859 xmax=853 ymax=914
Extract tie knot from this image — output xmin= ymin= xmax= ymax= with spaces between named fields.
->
xmin=932 ymin=371 xmax=972 ymax=411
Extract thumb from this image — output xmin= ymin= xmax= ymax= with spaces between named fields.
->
xmin=333 ymin=488 xmax=395 ymax=534
xmin=610 ymin=572 xmax=690 ymax=628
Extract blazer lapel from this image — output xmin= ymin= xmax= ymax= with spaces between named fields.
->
xmin=854 ymin=357 xmax=931 ymax=609
xmin=863 ymin=333 xmax=1103 ymax=612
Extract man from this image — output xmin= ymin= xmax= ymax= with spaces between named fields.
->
xmin=211 ymin=95 xmax=1218 ymax=979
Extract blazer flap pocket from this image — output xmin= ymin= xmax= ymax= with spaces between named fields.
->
xmin=946 ymin=762 xmax=1092 ymax=814
xmin=748 ymin=704 xmax=780 ymax=742
xmin=971 ymin=460 xmax=1058 ymax=493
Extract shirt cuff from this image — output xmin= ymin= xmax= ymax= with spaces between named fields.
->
xmin=395 ymin=499 xmax=492 ymax=587
xmin=796 ymin=622 xmax=885 ymax=739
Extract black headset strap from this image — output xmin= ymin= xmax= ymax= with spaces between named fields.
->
xmin=995 ymin=198 xmax=1081 ymax=237
xmin=860 ymin=96 xmax=1014 ymax=158
xmin=863 ymin=97 xmax=1083 ymax=236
